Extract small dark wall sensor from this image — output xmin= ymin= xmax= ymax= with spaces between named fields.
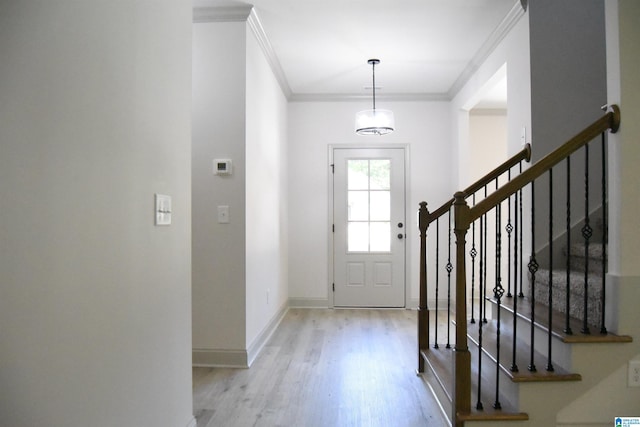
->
xmin=214 ymin=159 xmax=232 ymax=176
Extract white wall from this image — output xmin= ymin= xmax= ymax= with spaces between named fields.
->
xmin=530 ymin=0 xmax=608 ymax=161
xmin=529 ymin=0 xmax=608 ymax=260
xmin=0 ymin=2 xmax=194 ymax=426
xmin=245 ymin=25 xmax=289 ymax=356
xmin=558 ymin=2 xmax=640 ymax=422
xmin=447 ymin=9 xmax=531 ymax=305
xmin=468 ymin=112 xmax=508 ymax=183
xmin=192 ymin=21 xmax=247 ymax=363
xmin=192 ymin=15 xmax=289 ymax=367
xmin=452 ymin=11 xmax=531 ymax=188
xmin=528 ymin=2 xmax=640 ymax=424
xmin=288 ymin=101 xmax=452 ymax=307
xmin=607 ymin=0 xmax=640 ymax=278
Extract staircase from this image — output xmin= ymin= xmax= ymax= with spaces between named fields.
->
xmin=417 ymin=106 xmax=635 ymax=427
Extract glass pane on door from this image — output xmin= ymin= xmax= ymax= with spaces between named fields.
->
xmin=346 ymin=159 xmax=391 ymax=252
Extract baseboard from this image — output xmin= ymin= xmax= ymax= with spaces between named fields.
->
xmin=192 ymin=303 xmax=289 ymax=368
xmin=185 ymin=416 xmax=197 ymax=427
xmin=556 ymin=423 xmax=610 ymax=427
xmin=192 ymin=348 xmax=248 ymax=368
xmin=288 ymin=297 xmax=329 ymax=308
xmin=412 ymin=299 xmax=451 ymax=310
xmin=246 ymin=302 xmax=288 ymax=367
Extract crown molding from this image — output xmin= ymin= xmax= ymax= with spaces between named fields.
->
xmin=193 ymin=5 xmax=253 ymax=23
xmin=247 ymin=9 xmax=292 ymax=99
xmin=447 ymin=0 xmax=526 ymax=99
xmin=193 ymin=2 xmax=524 ymax=104
xmin=289 ymin=92 xmax=450 ymax=103
xmin=193 ymin=6 xmax=292 ymax=99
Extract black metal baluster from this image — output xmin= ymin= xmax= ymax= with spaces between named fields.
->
xmin=471 ymin=194 xmax=477 ymax=324
xmin=547 ymin=169 xmax=555 ymax=372
xmin=511 ymin=179 xmax=519 ymax=373
xmin=582 ymin=143 xmax=592 ymax=335
xmin=565 ymin=157 xmax=573 ymax=335
xmin=528 ymin=182 xmax=538 ymax=372
xmin=601 ymin=133 xmax=608 ymax=334
xmin=434 ymin=218 xmax=440 ymax=348
xmin=507 ymin=170 xmax=513 ymax=298
xmin=494 ymin=201 xmax=504 ymax=410
xmin=519 ymin=163 xmax=525 ymax=298
xmin=446 ymin=209 xmax=453 ymax=349
xmin=476 ymin=213 xmax=485 ymax=411
xmin=483 ymin=186 xmax=488 ymax=323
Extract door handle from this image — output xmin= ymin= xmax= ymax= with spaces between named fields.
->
xmin=398 ymin=222 xmax=403 ymax=228
xmin=397 ymin=233 xmax=404 ymax=239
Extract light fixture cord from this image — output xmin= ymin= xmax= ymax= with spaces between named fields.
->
xmin=372 ymin=61 xmax=376 ymax=111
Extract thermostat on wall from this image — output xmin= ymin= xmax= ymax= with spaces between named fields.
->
xmin=213 ymin=159 xmax=232 ymax=176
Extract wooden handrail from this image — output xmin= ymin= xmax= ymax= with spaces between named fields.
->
xmin=427 ymin=143 xmax=532 ymax=223
xmin=468 ymin=105 xmax=620 ymax=223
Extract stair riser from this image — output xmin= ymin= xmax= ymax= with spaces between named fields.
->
xmin=469 ymin=340 xmax=521 ymax=411
xmin=533 ymin=269 xmax=603 ymax=298
xmin=532 ymin=286 xmax=602 ymax=327
xmin=568 ymin=256 xmax=604 ymax=275
xmin=494 ymin=302 xmax=574 ymax=372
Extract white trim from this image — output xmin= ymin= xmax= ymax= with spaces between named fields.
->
xmin=288 ymin=297 xmax=330 ymax=308
xmin=192 ymin=349 xmax=248 ymax=368
xmin=447 ymin=0 xmax=526 ymax=99
xmin=556 ymin=424 xmax=616 ymax=427
xmin=246 ymin=303 xmax=289 ymax=366
xmin=247 ymin=9 xmax=292 ymax=99
xmin=193 ymin=5 xmax=252 ymax=23
xmin=185 ymin=417 xmax=198 ymax=427
xmin=403 ymin=145 xmax=411 ymax=308
xmin=290 ymin=92 xmax=450 ymax=103
xmin=409 ymin=299 xmax=451 ymax=310
xmin=193 ymin=6 xmax=292 ymax=99
xmin=193 ymin=303 xmax=289 ymax=368
xmin=193 ymin=2 xmax=524 ymax=103
xmin=328 ymin=147 xmax=335 ymax=308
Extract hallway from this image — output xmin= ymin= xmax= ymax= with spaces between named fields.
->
xmin=193 ymin=309 xmax=448 ymax=427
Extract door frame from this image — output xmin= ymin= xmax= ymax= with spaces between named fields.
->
xmin=328 ymin=143 xmax=411 ymax=308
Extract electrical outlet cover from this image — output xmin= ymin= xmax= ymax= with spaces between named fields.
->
xmin=629 ymin=360 xmax=640 ymax=387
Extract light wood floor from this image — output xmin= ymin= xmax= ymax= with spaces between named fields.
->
xmin=193 ymin=308 xmax=448 ymax=427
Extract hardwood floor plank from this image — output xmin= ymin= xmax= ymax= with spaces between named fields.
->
xmin=193 ymin=308 xmax=449 ymax=427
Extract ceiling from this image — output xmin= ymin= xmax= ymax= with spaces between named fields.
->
xmin=193 ymin=0 xmax=522 ymax=105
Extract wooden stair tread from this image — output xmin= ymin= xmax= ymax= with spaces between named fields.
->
xmin=491 ymin=296 xmax=632 ymax=344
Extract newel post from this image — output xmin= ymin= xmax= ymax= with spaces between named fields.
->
xmin=452 ymin=192 xmax=471 ymax=425
xmin=417 ymin=201 xmax=430 ymax=373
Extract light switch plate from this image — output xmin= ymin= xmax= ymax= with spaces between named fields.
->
xmin=629 ymin=360 xmax=640 ymax=387
xmin=155 ymin=194 xmax=172 ymax=226
xmin=217 ymin=205 xmax=229 ymax=224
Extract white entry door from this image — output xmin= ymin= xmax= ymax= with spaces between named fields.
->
xmin=332 ymin=147 xmax=406 ymax=307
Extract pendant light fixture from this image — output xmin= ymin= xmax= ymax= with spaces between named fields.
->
xmin=355 ymin=59 xmax=395 ymax=135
